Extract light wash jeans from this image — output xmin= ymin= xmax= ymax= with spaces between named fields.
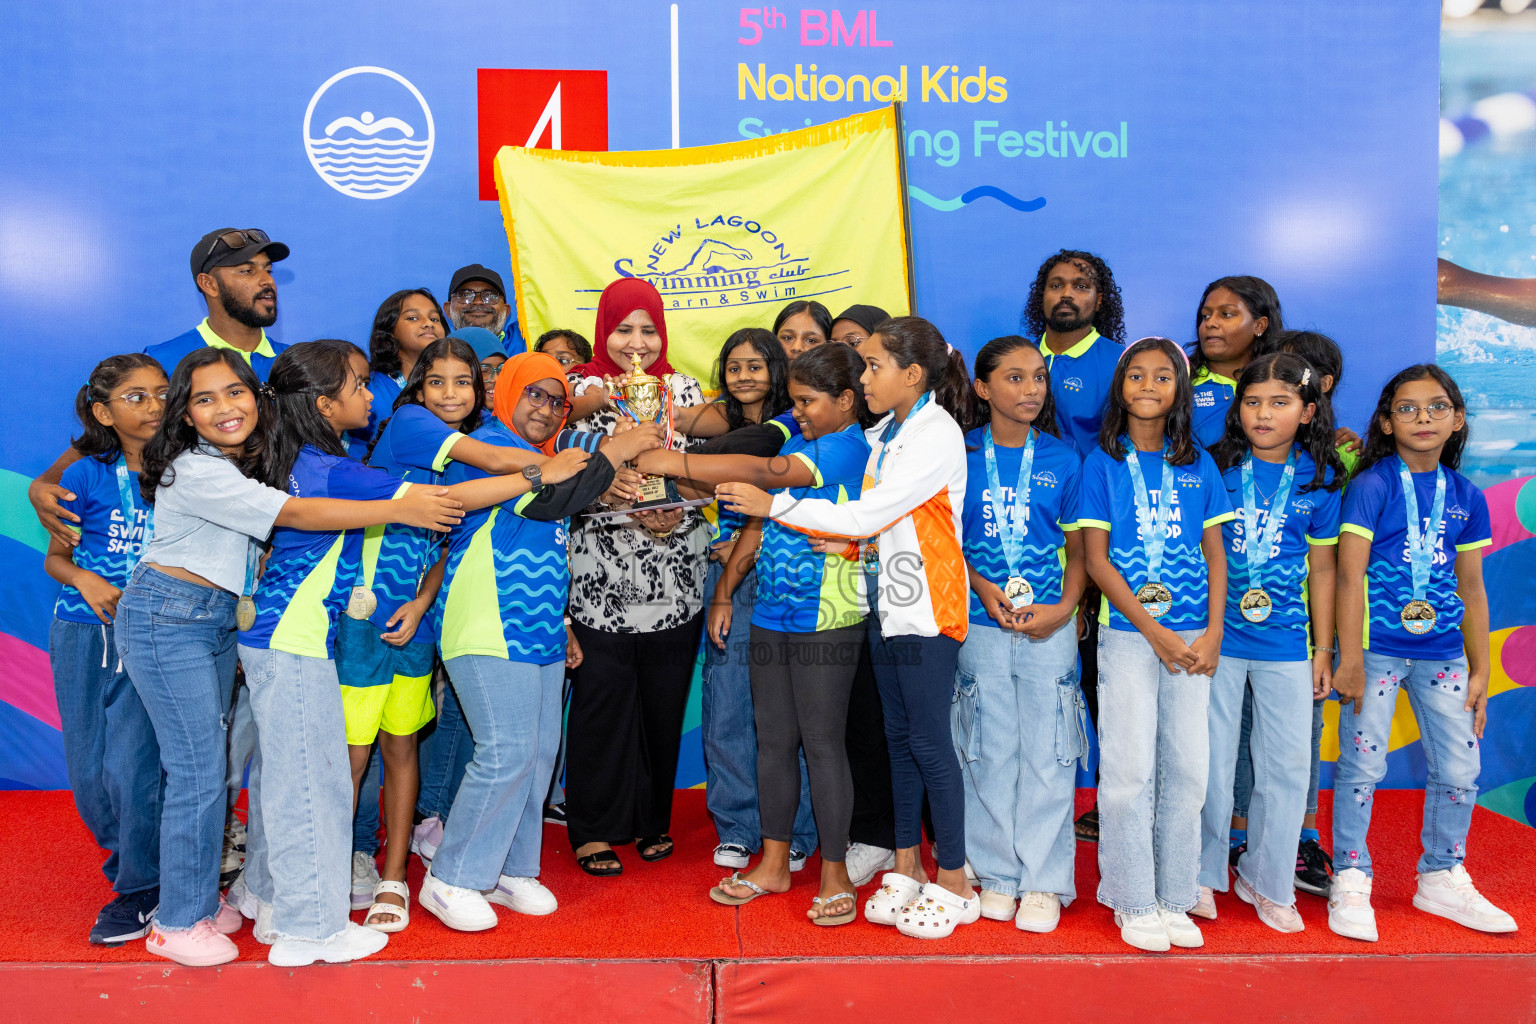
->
xmin=116 ymin=565 xmax=237 ymax=930
xmin=49 ymin=617 xmax=163 ymax=895
xmin=238 ymin=646 xmax=353 ymax=942
xmin=434 ymin=655 xmax=564 ymax=890
xmin=1201 ymin=656 xmax=1312 ymax=905
xmin=1096 ymin=626 xmax=1211 ymax=916
xmin=1333 ymin=652 xmax=1480 ymax=876
xmin=1234 ymin=690 xmax=1327 ymax=820
xmin=225 ymin=675 xmax=255 ymax=814
xmin=417 ymin=670 xmax=473 ymax=821
xmin=700 ymin=560 xmax=817 ymax=853
xmin=953 ymin=620 xmax=1085 ymax=901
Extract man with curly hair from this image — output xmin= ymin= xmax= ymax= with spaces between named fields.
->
xmin=1022 ymin=249 xmax=1125 ymax=459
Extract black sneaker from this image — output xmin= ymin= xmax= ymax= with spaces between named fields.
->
xmin=542 ymin=803 xmax=567 ymax=826
xmin=1228 ymin=841 xmax=1246 ymax=869
xmin=89 ymin=887 xmax=158 ymax=946
xmin=1295 ymin=839 xmax=1333 ymax=897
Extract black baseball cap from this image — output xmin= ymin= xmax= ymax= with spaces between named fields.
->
xmin=833 ymin=304 xmax=890 ymax=336
xmin=449 ymin=264 xmax=506 ymax=297
xmin=190 ymin=228 xmax=289 ymax=279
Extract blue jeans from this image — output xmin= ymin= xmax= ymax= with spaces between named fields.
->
xmin=1333 ymin=653 xmax=1480 ymax=876
xmin=353 ymin=748 xmax=382 ymax=855
xmin=1095 ymin=627 xmax=1211 ymax=916
xmin=1233 ymin=690 xmax=1327 ymax=820
xmin=49 ymin=617 xmax=163 ymax=895
xmin=434 ymin=655 xmax=564 ymax=889
xmin=417 ymin=671 xmax=474 ymax=822
xmin=225 ymin=675 xmax=255 ymax=814
xmin=238 ymin=646 xmax=354 ymax=941
xmin=115 ymin=565 xmax=237 ymax=930
xmin=954 ymin=621 xmax=1084 ymax=901
xmin=701 ymin=561 xmax=816 ymax=852
xmin=1201 ymin=656 xmax=1312 ymax=905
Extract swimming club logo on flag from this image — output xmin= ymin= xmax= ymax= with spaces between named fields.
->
xmin=303 ymin=67 xmax=434 ymax=200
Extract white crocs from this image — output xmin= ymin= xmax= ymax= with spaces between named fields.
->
xmin=864 ymin=872 xmax=922 ymax=926
xmin=895 ymin=882 xmax=980 ymax=939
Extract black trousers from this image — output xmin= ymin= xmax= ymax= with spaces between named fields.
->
xmin=566 ymin=613 xmax=704 ymax=848
xmin=845 ymin=635 xmax=897 ymax=849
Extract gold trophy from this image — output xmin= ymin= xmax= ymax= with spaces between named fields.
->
xmin=607 ymin=352 xmax=676 ymax=508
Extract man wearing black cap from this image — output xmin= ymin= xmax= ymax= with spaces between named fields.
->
xmin=144 ymin=227 xmax=292 ymax=382
xmin=444 ymin=263 xmax=523 ymax=350
xmin=829 ymin=304 xmax=889 ymax=348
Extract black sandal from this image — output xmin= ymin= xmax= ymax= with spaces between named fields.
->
xmin=1074 ymin=807 xmax=1100 ymax=843
xmin=577 ymin=850 xmax=623 ymax=876
xmin=636 ymin=835 xmax=674 ymax=862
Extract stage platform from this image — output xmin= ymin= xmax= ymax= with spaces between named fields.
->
xmin=4 ymin=789 xmax=1533 ymax=1022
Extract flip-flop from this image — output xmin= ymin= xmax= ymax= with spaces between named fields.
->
xmin=577 ymin=851 xmax=623 ymax=877
xmin=810 ymin=891 xmax=857 ymax=926
xmin=710 ymin=872 xmax=771 ymax=906
xmin=637 ymin=835 xmax=674 ymax=862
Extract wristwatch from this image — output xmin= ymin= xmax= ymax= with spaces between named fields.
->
xmin=521 ymin=464 xmax=543 ymax=491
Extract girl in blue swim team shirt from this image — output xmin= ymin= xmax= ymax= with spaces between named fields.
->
xmin=1197 ymin=353 xmax=1345 ymax=933
xmin=1328 ymin=364 xmax=1515 ymax=942
xmin=1076 ymin=337 xmax=1234 ymax=954
xmin=955 ymin=337 xmax=1087 ymax=935
xmin=1188 ymin=277 xmax=1283 ymax=451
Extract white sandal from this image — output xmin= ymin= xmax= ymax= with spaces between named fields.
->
xmin=364 ymin=879 xmax=410 ymax=933
xmin=895 ymin=882 xmax=981 ymax=939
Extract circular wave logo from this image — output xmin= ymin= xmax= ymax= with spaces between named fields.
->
xmin=303 ymin=67 xmax=434 ymax=200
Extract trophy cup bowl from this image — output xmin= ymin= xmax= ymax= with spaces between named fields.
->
xmin=606 ymin=353 xmax=676 ymax=509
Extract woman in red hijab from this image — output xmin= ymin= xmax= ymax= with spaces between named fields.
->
xmin=563 ymin=278 xmax=712 ymax=877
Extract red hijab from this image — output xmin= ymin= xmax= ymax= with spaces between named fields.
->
xmin=573 ymin=277 xmax=675 ymax=379
xmin=492 ymin=351 xmax=570 ymax=455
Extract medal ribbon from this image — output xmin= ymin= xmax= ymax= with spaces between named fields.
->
xmin=1399 ymin=458 xmax=1446 ymax=604
xmin=983 ymin=425 xmax=1036 ymax=583
xmin=1239 ymin=450 xmax=1296 ymax=591
xmin=1122 ymin=439 xmax=1176 ymax=585
xmin=874 ymin=392 xmax=930 ymax=485
xmin=114 ymin=456 xmax=152 ymax=571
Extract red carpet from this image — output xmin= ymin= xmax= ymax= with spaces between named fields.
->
xmin=7 ymin=787 xmax=1533 ymax=963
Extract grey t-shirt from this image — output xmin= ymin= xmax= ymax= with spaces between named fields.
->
xmin=142 ymin=444 xmax=289 ymax=593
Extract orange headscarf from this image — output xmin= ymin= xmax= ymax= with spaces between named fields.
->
xmin=491 ymin=351 xmax=570 ymax=455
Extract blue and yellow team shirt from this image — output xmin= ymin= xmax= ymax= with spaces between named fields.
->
xmin=1341 ymin=456 xmax=1491 ymax=660
xmin=752 ymin=424 xmax=871 ymax=634
xmin=1190 ymin=365 xmax=1238 ymax=452
xmin=960 ymin=427 xmax=1082 ymax=627
xmin=354 ymin=404 xmax=463 ymax=647
xmin=1075 ymin=445 xmax=1236 ymax=631
xmin=240 ymin=446 xmax=407 ymax=658
xmin=438 ymin=421 xmax=567 ymax=665
xmin=1039 ymin=330 xmax=1122 ymax=458
xmin=143 ymin=319 xmax=288 ymax=383
xmin=54 ymin=457 xmax=150 ymax=624
xmin=1218 ymin=450 xmax=1342 ymax=661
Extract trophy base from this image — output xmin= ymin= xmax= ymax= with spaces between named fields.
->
xmin=619 ymin=474 xmax=678 ymax=511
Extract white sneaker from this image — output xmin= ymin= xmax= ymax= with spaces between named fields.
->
xmin=1114 ymin=911 xmax=1170 ymax=952
xmin=964 ymin=859 xmax=978 ymax=883
xmin=253 ymin=901 xmax=276 ymax=945
xmin=789 ymin=849 xmax=810 ymax=872
xmin=1413 ymin=865 xmax=1518 ymax=933
xmin=420 ymin=868 xmax=498 ymax=932
xmin=269 ymin=921 xmax=388 ymax=967
xmin=1014 ymin=891 xmax=1061 ymax=933
xmin=713 ymin=844 xmax=751 ymax=869
xmin=486 ymin=875 xmax=557 ymax=916
xmin=410 ymin=816 xmax=444 ymax=863
xmin=844 ymin=843 xmax=895 ymax=887
xmin=978 ymin=889 xmax=1017 ymax=921
xmin=895 ymin=882 xmax=981 ymax=939
xmin=1190 ymin=885 xmax=1217 ymax=920
xmin=228 ymin=871 xmax=257 ymax=919
xmin=1235 ymin=875 xmax=1304 ymax=933
xmin=1328 ymin=867 xmax=1378 ymax=942
xmin=865 ymin=872 xmax=923 ymax=925
xmin=1157 ymin=907 xmax=1205 ymax=948
xmin=351 ymin=850 xmax=381 ymax=910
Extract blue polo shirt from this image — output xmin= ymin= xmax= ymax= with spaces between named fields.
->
xmin=1038 ymin=330 xmax=1122 ymax=458
xmin=53 ymin=457 xmax=150 ymax=624
xmin=1190 ymin=366 xmax=1238 ymax=452
xmin=144 ymin=319 xmax=287 ymax=382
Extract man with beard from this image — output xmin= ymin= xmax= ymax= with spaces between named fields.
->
xmin=1021 ymin=249 xmax=1126 ymax=458
xmin=444 ymin=263 xmax=523 ymax=350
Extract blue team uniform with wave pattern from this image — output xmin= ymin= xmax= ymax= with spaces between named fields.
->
xmin=54 ymin=457 xmax=151 ymax=623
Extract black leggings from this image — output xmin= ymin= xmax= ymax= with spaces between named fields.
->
xmin=749 ymin=624 xmax=863 ymax=862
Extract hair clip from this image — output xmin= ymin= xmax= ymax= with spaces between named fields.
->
xmin=259 ymin=383 xmax=276 ymax=400
xmin=1300 ymin=368 xmax=1311 ymax=387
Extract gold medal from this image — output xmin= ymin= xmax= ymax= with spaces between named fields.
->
xmin=1135 ymin=581 xmax=1173 ymax=619
xmin=1240 ymin=587 xmax=1273 ymax=624
xmin=346 ymin=585 xmax=378 ymax=621
xmin=1401 ymin=599 xmax=1437 ymax=635
xmin=1003 ymin=576 xmax=1034 ymax=609
xmin=236 ymin=595 xmax=257 ymax=632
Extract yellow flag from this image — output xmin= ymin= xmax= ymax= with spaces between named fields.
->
xmin=494 ymin=105 xmax=912 ymax=386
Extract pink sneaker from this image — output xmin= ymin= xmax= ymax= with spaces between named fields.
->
xmin=214 ymin=897 xmax=243 ymax=935
xmin=411 ymin=816 xmax=444 ymax=863
xmin=146 ymin=920 xmax=239 ymax=966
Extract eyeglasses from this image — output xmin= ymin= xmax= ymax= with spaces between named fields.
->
xmin=522 ymin=384 xmax=568 ymax=415
xmin=453 ymin=288 xmax=504 ymax=306
xmin=109 ymin=390 xmax=170 ymax=407
xmin=1390 ymin=401 xmax=1454 ymax=423
xmin=480 ymin=362 xmax=504 ymax=380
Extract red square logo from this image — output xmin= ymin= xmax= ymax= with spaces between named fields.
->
xmin=478 ymin=69 xmax=608 ymax=200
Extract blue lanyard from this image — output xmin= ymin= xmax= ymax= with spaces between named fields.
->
xmin=982 ymin=425 xmax=1036 ymax=579
xmin=874 ymin=392 xmax=930 ymax=484
xmin=1121 ymin=439 xmax=1176 ymax=582
xmin=1239 ymin=450 xmax=1296 ymax=589
xmin=114 ymin=456 xmax=152 ymax=571
xmin=1399 ymin=458 xmax=1446 ymax=603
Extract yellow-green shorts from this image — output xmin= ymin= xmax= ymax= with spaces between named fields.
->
xmin=335 ymin=615 xmax=436 ymax=745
